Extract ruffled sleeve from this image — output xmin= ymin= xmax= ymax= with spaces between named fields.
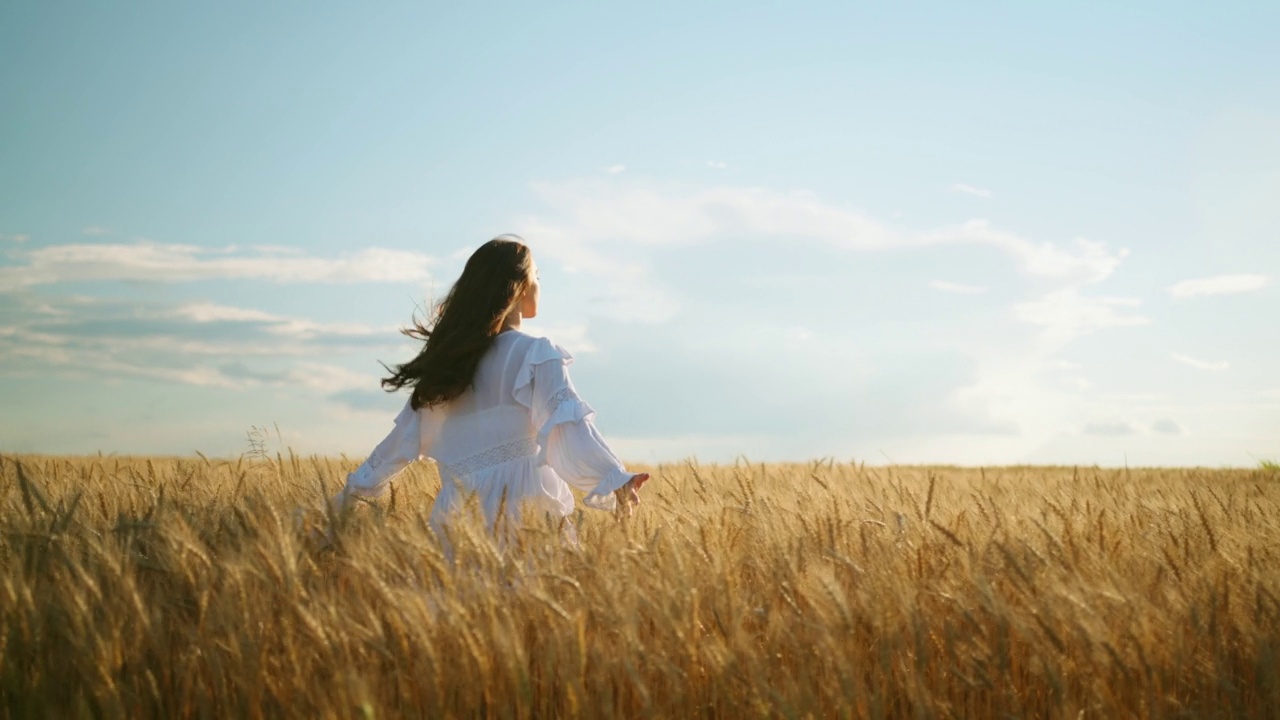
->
xmin=513 ymin=337 xmax=632 ymax=511
xmin=333 ymin=399 xmax=427 ymax=506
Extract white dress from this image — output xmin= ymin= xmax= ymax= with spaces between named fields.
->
xmin=333 ymin=330 xmax=634 ymax=532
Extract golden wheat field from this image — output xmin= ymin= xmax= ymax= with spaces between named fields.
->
xmin=1 ymin=453 xmax=1278 ymax=719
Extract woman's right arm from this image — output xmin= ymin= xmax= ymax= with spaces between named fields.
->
xmin=331 ymin=399 xmax=425 ymax=508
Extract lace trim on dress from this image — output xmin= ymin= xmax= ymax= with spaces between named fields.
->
xmin=533 ymin=387 xmax=596 ymax=466
xmin=438 ymin=437 xmax=539 ymax=479
xmin=545 ymin=387 xmax=576 ymax=413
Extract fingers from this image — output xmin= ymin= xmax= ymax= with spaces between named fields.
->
xmin=613 ymin=492 xmax=632 ymax=519
xmin=614 ymin=489 xmax=637 ymax=519
xmin=613 ymin=473 xmax=650 ymax=520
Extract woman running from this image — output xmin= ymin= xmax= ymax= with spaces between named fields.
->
xmin=330 ymin=235 xmax=649 ymax=537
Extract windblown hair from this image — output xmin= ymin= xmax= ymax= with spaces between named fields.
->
xmin=382 ymin=236 xmax=533 ymax=410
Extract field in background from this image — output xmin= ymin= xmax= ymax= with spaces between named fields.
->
xmin=2 ymin=454 xmax=1278 ymax=718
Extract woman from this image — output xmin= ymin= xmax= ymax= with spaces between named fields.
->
xmin=331 ymin=235 xmax=648 ymax=539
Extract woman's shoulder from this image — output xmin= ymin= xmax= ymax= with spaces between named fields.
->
xmin=505 ymin=330 xmax=574 ymax=366
xmin=510 ymin=332 xmax=575 ymax=408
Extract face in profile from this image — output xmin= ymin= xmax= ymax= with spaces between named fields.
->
xmin=519 ymin=257 xmax=540 ymax=320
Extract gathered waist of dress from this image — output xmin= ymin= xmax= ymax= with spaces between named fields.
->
xmin=436 ymin=436 xmax=539 ymax=479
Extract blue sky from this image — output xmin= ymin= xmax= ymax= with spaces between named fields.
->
xmin=1 ymin=1 xmax=1277 ymax=465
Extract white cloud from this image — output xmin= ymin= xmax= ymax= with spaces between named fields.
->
xmin=518 ymin=179 xmax=1128 ymax=328
xmin=1171 ymin=352 xmax=1229 ymax=372
xmin=166 ymin=302 xmax=387 ymax=340
xmin=707 ymin=160 xmax=727 ymax=169
xmin=1014 ymin=289 xmax=1149 ymax=344
xmin=1168 ymin=274 xmax=1269 ymax=299
xmin=929 ymin=280 xmax=988 ymax=295
xmin=949 ymin=183 xmax=992 ymax=198
xmin=0 ymin=233 xmax=30 ymax=243
xmin=82 ymin=225 xmax=111 ymax=236
xmin=935 ymin=272 xmax=1148 ymax=461
xmin=925 ymin=220 xmax=1127 ymax=284
xmin=0 ymin=242 xmax=435 ymax=289
xmin=10 ymin=343 xmax=375 ymax=393
xmin=169 ymin=302 xmax=281 ymax=324
xmin=529 ymin=180 xmax=1126 ymax=285
xmin=607 ymin=164 xmax=627 ymax=175
xmin=525 ymin=179 xmax=898 ymax=258
xmin=520 ymin=179 xmax=901 ymax=323
xmin=279 ymin=362 xmax=374 ymax=393
xmin=0 ymin=292 xmax=397 ymax=395
xmin=0 ymin=341 xmax=247 ymax=390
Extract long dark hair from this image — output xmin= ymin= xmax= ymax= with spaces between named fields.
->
xmin=382 ymin=236 xmax=533 ymax=410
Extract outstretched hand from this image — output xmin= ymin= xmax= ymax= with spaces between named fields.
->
xmin=614 ymin=472 xmax=650 ymax=519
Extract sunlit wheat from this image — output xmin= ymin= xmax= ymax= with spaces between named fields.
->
xmin=1 ymin=455 xmax=1277 ymax=718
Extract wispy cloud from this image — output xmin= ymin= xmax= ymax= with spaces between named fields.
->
xmin=0 ymin=293 xmax=398 ymax=393
xmin=1171 ymin=352 xmax=1229 ymax=371
xmin=1083 ymin=420 xmax=1137 ymax=436
xmin=1168 ymin=274 xmax=1269 ymax=299
xmin=607 ymin=164 xmax=626 ymax=175
xmin=518 ymin=179 xmax=901 ymax=322
xmin=524 ymin=179 xmax=898 ymax=260
xmin=925 ymin=220 xmax=1127 ymax=284
xmin=0 ymin=241 xmax=436 ymax=289
xmin=929 ymin=280 xmax=988 ymax=295
xmin=81 ymin=225 xmax=111 ymax=236
xmin=168 ymin=301 xmax=388 ymax=340
xmin=948 ymin=183 xmax=992 ymax=198
xmin=707 ymin=160 xmax=727 ymax=169
xmin=0 ymin=233 xmax=30 ymax=243
xmin=523 ymin=179 xmax=1125 ymax=283
xmin=1150 ymin=418 xmax=1187 ymax=435
xmin=1014 ymin=289 xmax=1149 ymax=344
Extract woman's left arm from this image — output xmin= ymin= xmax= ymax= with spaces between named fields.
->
xmin=526 ymin=348 xmax=646 ymax=511
xmin=543 ymin=417 xmax=635 ymax=511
